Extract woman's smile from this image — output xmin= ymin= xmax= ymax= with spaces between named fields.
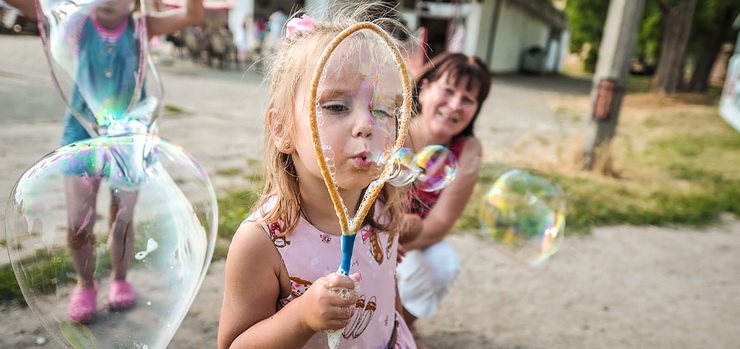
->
xmin=434 ymin=110 xmax=460 ymax=126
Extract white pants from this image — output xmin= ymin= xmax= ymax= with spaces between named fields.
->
xmin=396 ymin=240 xmax=459 ymax=318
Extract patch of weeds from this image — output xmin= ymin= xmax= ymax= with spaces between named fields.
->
xmin=0 ymin=249 xmax=103 ymax=306
xmin=164 ymin=104 xmax=185 ymax=114
xmin=212 ymin=242 xmax=230 ymax=261
xmin=218 ymin=188 xmax=261 ymax=241
xmin=243 ymin=172 xmax=265 ymax=183
xmin=216 ymin=167 xmax=243 ymax=176
xmin=0 ymin=263 xmax=25 ymax=305
xmin=246 ymin=158 xmax=262 ymax=169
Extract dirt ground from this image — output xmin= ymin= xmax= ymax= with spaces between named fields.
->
xmin=1 ymin=35 xmax=740 ymax=348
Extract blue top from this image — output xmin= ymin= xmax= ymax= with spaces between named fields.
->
xmin=61 ymin=14 xmax=141 ymax=145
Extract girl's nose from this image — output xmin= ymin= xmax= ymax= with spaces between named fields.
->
xmin=352 ymin=111 xmax=374 ymax=138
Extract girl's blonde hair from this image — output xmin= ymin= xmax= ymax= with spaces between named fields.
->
xmin=255 ymin=1 xmax=410 ymax=236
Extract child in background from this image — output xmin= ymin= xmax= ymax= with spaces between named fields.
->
xmin=5 ymin=0 xmax=204 ymax=323
xmin=217 ymin=3 xmax=416 ymax=348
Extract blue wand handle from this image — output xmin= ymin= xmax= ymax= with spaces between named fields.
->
xmin=337 ymin=234 xmax=356 ymax=275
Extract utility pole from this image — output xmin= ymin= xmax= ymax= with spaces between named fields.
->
xmin=582 ymin=0 xmax=646 ymax=171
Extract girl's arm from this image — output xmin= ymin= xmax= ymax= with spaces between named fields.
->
xmin=402 ymin=137 xmax=482 ymax=251
xmin=4 ymin=0 xmax=36 ymax=20
xmin=218 ymin=222 xmax=358 ymax=349
xmin=145 ymin=0 xmax=203 ymax=37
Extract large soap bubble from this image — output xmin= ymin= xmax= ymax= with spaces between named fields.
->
xmin=478 ymin=169 xmax=565 ymax=267
xmin=5 ymin=134 xmax=217 ymax=348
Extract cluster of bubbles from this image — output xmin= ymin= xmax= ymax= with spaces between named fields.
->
xmin=384 ymin=145 xmax=458 ymax=192
xmin=478 ymin=169 xmax=566 ymax=267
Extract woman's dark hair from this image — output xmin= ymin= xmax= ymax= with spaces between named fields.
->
xmin=413 ymin=52 xmax=492 ymax=137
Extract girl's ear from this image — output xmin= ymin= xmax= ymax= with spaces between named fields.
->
xmin=268 ymin=109 xmax=294 ymax=154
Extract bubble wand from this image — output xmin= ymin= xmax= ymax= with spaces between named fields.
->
xmin=307 ymin=21 xmax=413 ymax=275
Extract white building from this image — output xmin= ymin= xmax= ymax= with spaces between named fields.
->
xmin=400 ymin=0 xmax=567 ymax=74
xmin=237 ymin=0 xmax=568 ymax=74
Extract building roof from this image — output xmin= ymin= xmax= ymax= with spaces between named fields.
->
xmin=508 ymin=0 xmax=566 ymax=31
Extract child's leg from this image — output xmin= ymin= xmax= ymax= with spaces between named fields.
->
xmin=108 ymin=189 xmax=138 ymax=282
xmin=65 ymin=175 xmax=101 ymax=289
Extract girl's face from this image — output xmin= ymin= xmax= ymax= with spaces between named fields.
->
xmin=417 ymin=72 xmax=480 ymax=144
xmin=290 ymin=47 xmax=400 ymax=192
xmin=93 ymin=0 xmax=135 ymax=25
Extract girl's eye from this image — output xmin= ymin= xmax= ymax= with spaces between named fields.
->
xmin=372 ymin=109 xmax=392 ymax=119
xmin=444 ymin=88 xmax=454 ymax=95
xmin=322 ymin=103 xmax=349 ymax=114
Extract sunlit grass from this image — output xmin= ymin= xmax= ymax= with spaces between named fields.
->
xmin=455 ymin=90 xmax=740 ymax=235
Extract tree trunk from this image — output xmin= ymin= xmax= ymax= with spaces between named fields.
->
xmin=581 ymin=0 xmax=646 ymax=172
xmin=652 ymin=0 xmax=699 ymax=94
xmin=687 ymin=9 xmax=734 ymax=93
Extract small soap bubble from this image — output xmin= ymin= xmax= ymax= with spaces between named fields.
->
xmin=414 ymin=145 xmax=457 ymax=192
xmin=478 ymin=169 xmax=565 ymax=267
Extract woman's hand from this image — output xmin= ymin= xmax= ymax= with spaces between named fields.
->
xmin=299 ymin=273 xmax=361 ymax=332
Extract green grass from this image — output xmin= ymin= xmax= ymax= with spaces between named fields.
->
xmin=215 ymin=167 xmax=243 ymax=176
xmin=164 ymin=104 xmax=185 ymax=114
xmin=454 ymin=91 xmax=740 ymax=235
xmin=217 ymin=188 xmax=261 ymax=241
xmin=1 ymin=249 xmax=113 ymax=306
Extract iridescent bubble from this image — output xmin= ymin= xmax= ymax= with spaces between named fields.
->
xmin=5 ymin=134 xmax=217 ymax=348
xmin=414 ymin=145 xmax=458 ymax=192
xmin=386 ymin=148 xmax=419 ymax=187
xmin=478 ymin=169 xmax=565 ymax=267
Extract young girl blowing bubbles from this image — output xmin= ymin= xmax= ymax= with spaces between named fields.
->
xmin=218 ymin=4 xmax=416 ymax=349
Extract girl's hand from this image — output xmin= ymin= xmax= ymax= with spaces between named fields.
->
xmin=299 ymin=273 xmax=361 ymax=332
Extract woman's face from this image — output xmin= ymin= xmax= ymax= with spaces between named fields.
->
xmin=417 ymin=72 xmax=480 ymax=144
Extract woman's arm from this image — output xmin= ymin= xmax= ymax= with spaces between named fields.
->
xmin=218 ymin=222 xmax=358 ymax=349
xmin=146 ymin=0 xmax=203 ymax=37
xmin=402 ymin=137 xmax=482 ymax=251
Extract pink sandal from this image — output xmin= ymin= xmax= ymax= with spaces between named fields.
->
xmin=67 ymin=284 xmax=98 ymax=323
xmin=108 ymin=280 xmax=136 ymax=310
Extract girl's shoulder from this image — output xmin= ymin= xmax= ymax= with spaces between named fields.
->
xmin=227 ymin=220 xmax=279 ymax=270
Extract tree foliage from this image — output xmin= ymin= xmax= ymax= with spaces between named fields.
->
xmin=565 ymin=0 xmax=738 ymax=93
xmin=565 ymin=0 xmax=660 ymax=74
xmin=564 ymin=0 xmax=609 ymax=72
xmin=685 ymin=0 xmax=740 ymax=92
